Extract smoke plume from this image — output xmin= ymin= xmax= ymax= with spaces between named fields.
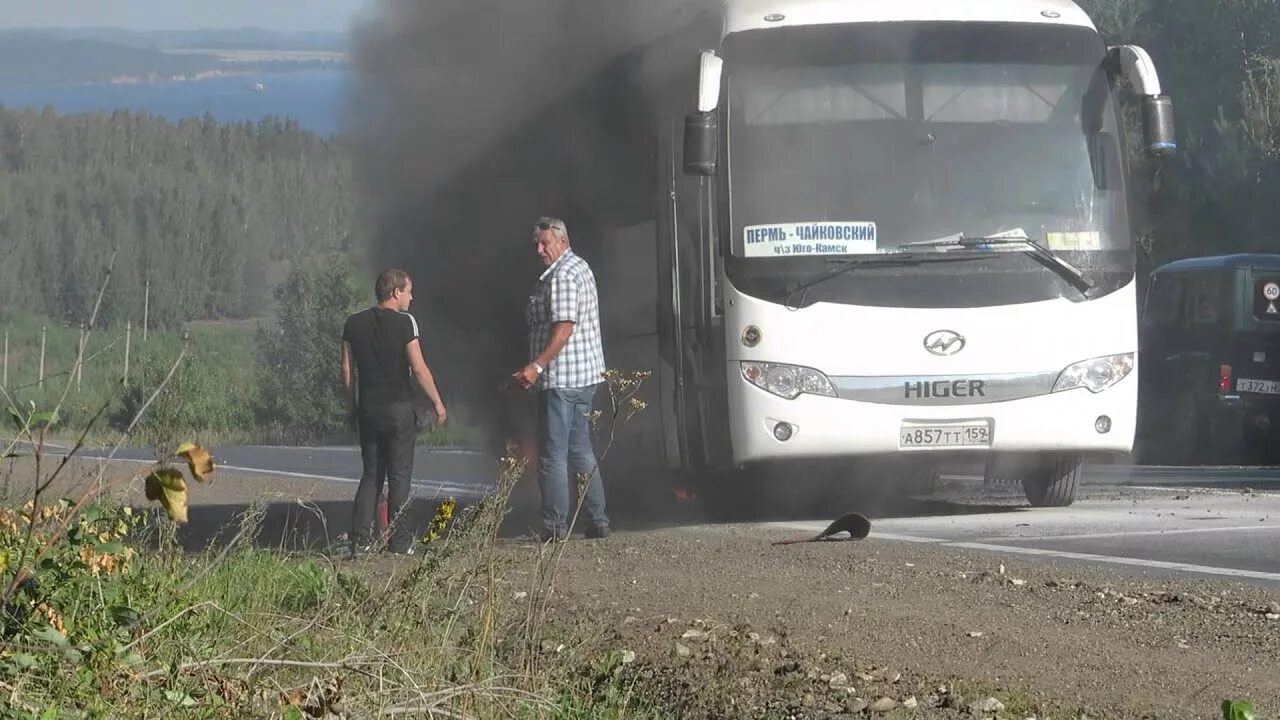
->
xmin=347 ymin=0 xmax=717 ymax=457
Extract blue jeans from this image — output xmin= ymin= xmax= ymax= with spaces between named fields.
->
xmin=537 ymin=384 xmax=609 ymax=534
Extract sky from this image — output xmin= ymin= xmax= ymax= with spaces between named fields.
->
xmin=0 ymin=0 xmax=372 ymax=32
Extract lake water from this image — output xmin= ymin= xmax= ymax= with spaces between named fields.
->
xmin=0 ymin=69 xmax=351 ymax=137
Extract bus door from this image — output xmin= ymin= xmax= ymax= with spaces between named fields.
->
xmin=657 ymin=115 xmax=731 ymax=471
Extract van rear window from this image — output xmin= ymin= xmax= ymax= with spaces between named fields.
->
xmin=1253 ymin=277 xmax=1280 ymax=320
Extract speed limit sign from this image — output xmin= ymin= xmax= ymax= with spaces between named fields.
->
xmin=1265 ymin=282 xmax=1280 ymax=301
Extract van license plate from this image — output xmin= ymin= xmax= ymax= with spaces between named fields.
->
xmin=1238 ymin=378 xmax=1280 ymax=394
xmin=899 ymin=421 xmax=992 ymax=449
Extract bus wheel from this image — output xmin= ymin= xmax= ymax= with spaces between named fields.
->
xmin=1021 ymin=455 xmax=1081 ymax=507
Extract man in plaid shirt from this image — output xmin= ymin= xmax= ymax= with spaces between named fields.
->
xmin=512 ymin=216 xmax=610 ymax=541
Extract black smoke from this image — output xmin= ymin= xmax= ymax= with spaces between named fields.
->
xmin=346 ymin=0 xmax=717 ymax=456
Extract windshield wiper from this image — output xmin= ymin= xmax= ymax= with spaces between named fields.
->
xmin=895 ymin=233 xmax=1095 ymax=297
xmin=777 ymin=254 xmax=981 ymax=309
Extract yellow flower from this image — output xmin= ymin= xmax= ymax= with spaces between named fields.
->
xmin=420 ymin=498 xmax=457 ymax=545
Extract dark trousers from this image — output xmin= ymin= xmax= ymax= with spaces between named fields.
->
xmin=351 ymin=401 xmax=416 ymax=551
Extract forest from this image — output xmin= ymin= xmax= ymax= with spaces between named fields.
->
xmin=1081 ymin=0 xmax=1280 ymax=269
xmin=0 ymin=107 xmax=357 ymax=330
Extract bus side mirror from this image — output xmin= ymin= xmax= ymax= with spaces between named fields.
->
xmin=683 ymin=50 xmax=723 ymax=176
xmin=1108 ymin=45 xmax=1177 ymax=157
xmin=1141 ymin=95 xmax=1176 ymax=157
xmin=683 ymin=112 xmax=718 ymax=176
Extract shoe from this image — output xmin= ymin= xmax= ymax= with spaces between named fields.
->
xmin=387 ymin=546 xmax=415 ymax=556
xmin=585 ymin=525 xmax=611 ymax=540
xmin=540 ymin=528 xmax=567 ymax=543
xmin=348 ymin=542 xmax=373 ymax=557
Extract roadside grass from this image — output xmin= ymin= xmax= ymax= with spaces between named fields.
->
xmin=0 ymin=488 xmax=673 ymax=718
xmin=0 ymin=310 xmax=259 ymax=447
xmin=0 ymin=306 xmax=659 ymax=719
xmin=414 ymin=420 xmax=486 ymax=448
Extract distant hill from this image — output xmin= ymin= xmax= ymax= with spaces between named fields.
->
xmin=157 ymin=28 xmax=349 ymax=53
xmin=4 ymin=27 xmax=349 ymax=53
xmin=0 ymin=30 xmax=348 ymax=88
xmin=0 ymin=33 xmax=221 ymax=87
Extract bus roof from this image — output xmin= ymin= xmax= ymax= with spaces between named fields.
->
xmin=1153 ymin=254 xmax=1280 ymax=274
xmin=723 ymin=0 xmax=1096 ymax=36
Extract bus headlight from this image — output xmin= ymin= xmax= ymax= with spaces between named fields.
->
xmin=741 ymin=362 xmax=836 ymax=400
xmin=1052 ymin=353 xmax=1134 ymax=394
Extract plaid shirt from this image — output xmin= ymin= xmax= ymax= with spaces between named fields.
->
xmin=526 ymin=249 xmax=606 ymax=390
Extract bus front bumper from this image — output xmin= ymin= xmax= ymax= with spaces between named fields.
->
xmin=727 ymin=368 xmax=1136 ymax=465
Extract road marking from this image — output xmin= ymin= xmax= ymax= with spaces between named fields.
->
xmin=947 ymin=541 xmax=1280 ymax=583
xmin=240 ymin=445 xmax=489 ymax=456
xmin=1127 ymin=484 xmax=1280 ymax=497
xmin=982 ymin=524 xmax=1280 ymax=543
xmin=40 ymin=452 xmax=488 ymax=499
xmin=9 ymin=439 xmax=487 ymax=456
xmin=768 ymin=521 xmax=1280 ymax=583
xmin=214 ymin=463 xmax=487 ymax=498
xmin=765 ymin=526 xmax=946 ymax=544
xmin=865 ymin=531 xmax=950 ymax=544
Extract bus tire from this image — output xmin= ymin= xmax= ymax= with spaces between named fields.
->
xmin=1021 ymin=456 xmax=1081 ymax=507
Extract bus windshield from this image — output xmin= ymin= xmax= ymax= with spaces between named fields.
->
xmin=722 ymin=21 xmax=1133 ymax=308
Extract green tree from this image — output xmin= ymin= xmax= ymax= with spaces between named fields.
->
xmin=1079 ymin=0 xmax=1280 ymax=265
xmin=254 ymin=255 xmax=365 ymax=443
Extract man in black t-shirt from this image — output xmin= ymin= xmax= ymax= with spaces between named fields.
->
xmin=340 ymin=268 xmax=447 ymax=555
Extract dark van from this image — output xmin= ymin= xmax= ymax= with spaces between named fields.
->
xmin=1137 ymin=254 xmax=1280 ymax=465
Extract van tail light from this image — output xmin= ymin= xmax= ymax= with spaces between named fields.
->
xmin=1219 ymin=364 xmax=1233 ymax=392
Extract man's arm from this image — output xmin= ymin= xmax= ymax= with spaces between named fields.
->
xmin=406 ymin=338 xmax=447 ymax=424
xmin=515 ymin=321 xmax=574 ymax=390
xmin=535 ymin=321 xmax=574 ymax=371
xmin=340 ymin=340 xmax=356 ymax=419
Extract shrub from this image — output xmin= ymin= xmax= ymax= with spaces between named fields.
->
xmin=253 ymin=255 xmax=364 ymax=443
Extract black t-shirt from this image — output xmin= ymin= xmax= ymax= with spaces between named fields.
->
xmin=342 ymin=307 xmax=419 ymax=409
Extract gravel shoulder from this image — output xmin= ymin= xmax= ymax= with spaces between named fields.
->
xmin=9 ymin=453 xmax=1278 ymax=717
xmin=509 ymin=522 xmax=1280 ymax=719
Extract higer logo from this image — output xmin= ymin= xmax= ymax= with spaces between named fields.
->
xmin=923 ymin=330 xmax=966 ymax=356
xmin=904 ymin=379 xmax=987 ymax=400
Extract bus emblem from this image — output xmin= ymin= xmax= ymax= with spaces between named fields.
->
xmin=924 ymin=330 xmax=966 ymax=356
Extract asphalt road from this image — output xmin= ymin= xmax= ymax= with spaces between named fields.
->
xmin=771 ymin=470 xmax=1280 ymax=587
xmin=33 ymin=442 xmax=1280 ymax=586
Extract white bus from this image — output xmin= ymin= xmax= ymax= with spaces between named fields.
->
xmin=591 ymin=0 xmax=1177 ymax=509
xmin=396 ymin=0 xmax=1176 ymax=511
